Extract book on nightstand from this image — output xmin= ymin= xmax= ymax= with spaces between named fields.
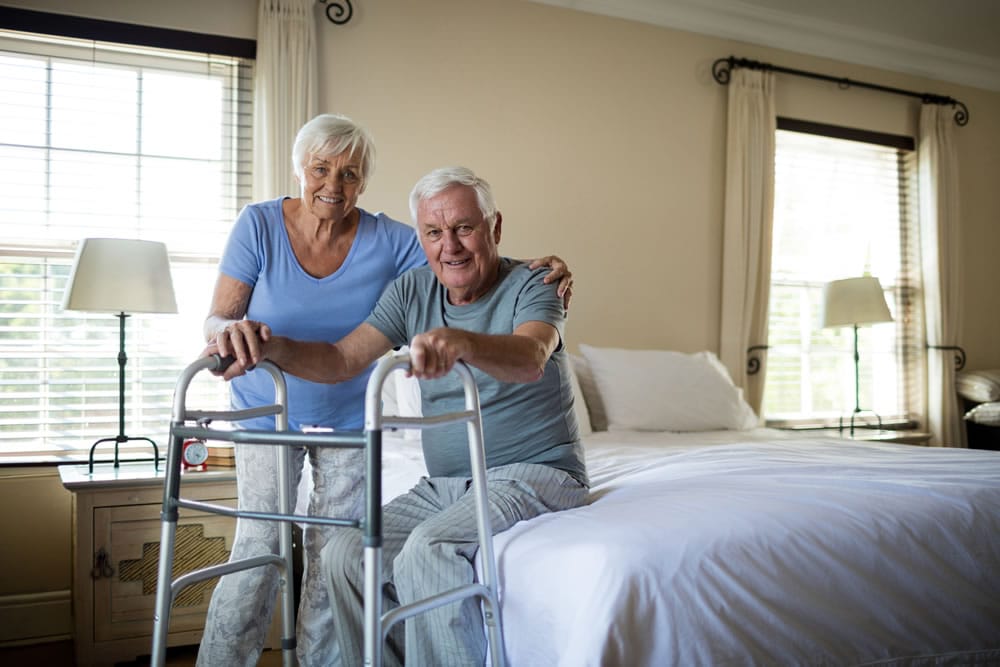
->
xmin=206 ymin=443 xmax=236 ymax=467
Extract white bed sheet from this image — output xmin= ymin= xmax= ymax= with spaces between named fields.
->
xmin=490 ymin=429 xmax=1000 ymax=666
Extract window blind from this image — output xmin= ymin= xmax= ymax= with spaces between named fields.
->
xmin=0 ymin=29 xmax=253 ymax=456
xmin=763 ymin=126 xmax=923 ymax=427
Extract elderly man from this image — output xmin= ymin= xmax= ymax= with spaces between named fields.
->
xmin=246 ymin=165 xmax=588 ymax=665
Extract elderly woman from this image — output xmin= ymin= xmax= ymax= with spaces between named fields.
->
xmin=197 ymin=114 xmax=572 ymax=666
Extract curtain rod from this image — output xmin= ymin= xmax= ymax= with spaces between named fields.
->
xmin=712 ymin=56 xmax=969 ymax=126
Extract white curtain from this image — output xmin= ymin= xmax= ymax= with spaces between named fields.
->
xmin=253 ymin=0 xmax=319 ymax=200
xmin=919 ymin=104 xmax=965 ymax=447
xmin=718 ymin=69 xmax=776 ymax=415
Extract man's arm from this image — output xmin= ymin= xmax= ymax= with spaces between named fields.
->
xmin=408 ymin=321 xmax=560 ymax=383
xmin=262 ymin=323 xmax=395 ymax=384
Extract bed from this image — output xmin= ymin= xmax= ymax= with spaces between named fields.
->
xmin=376 ymin=345 xmax=1000 ymax=666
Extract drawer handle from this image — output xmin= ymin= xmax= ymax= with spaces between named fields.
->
xmin=91 ymin=547 xmax=115 ymax=580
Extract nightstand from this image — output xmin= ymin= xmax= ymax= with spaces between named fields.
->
xmin=785 ymin=428 xmax=933 ymax=446
xmin=59 ymin=462 xmax=238 ymax=667
xmin=842 ymin=429 xmax=933 ymax=446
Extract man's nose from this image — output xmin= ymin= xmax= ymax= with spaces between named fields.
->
xmin=442 ymin=230 xmax=462 ymax=251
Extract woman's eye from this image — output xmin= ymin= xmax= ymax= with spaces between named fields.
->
xmin=343 ymin=170 xmax=359 ymax=183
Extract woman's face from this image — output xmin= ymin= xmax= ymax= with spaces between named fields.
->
xmin=298 ymin=148 xmax=365 ymax=223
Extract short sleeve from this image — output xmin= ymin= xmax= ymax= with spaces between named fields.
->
xmin=219 ymin=203 xmax=266 ymax=287
xmin=365 ymin=274 xmax=411 ymax=347
xmin=512 ymin=264 xmax=566 ymax=344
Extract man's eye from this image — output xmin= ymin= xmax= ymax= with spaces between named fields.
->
xmin=457 ymin=225 xmax=474 ymax=236
xmin=426 ymin=229 xmax=442 ymax=239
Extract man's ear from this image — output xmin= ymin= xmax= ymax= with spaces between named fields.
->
xmin=493 ymin=212 xmax=502 ymax=244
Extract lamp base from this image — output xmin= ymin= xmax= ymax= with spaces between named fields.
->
xmin=88 ymin=434 xmax=160 ymax=474
xmin=839 ymin=410 xmax=884 ymax=437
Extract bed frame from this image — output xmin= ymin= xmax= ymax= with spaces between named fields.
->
xmin=149 ymin=354 xmax=505 ymax=666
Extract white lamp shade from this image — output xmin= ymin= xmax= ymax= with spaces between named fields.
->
xmin=821 ymin=276 xmax=893 ymax=328
xmin=62 ymin=238 xmax=178 ymax=314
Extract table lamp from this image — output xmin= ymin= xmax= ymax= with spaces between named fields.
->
xmin=821 ymin=275 xmax=893 ymax=436
xmin=61 ymin=238 xmax=178 ymax=472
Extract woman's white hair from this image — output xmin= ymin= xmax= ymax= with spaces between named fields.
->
xmin=291 ymin=113 xmax=375 ymax=183
xmin=408 ymin=166 xmax=498 ymax=225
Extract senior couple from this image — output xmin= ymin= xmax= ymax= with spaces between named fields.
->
xmin=199 ymin=113 xmax=589 ymax=666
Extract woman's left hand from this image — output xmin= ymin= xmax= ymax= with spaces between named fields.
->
xmin=529 ymin=255 xmax=574 ymax=310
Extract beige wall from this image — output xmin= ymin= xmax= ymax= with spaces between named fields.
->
xmin=0 ymin=467 xmax=73 ymax=643
xmin=2 ymin=0 xmax=999 ymax=644
xmin=6 ymin=0 xmax=997 ymax=362
xmin=317 ymin=0 xmax=1000 ymax=365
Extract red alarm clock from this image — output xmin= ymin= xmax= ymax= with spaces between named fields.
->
xmin=181 ymin=438 xmax=209 ymax=472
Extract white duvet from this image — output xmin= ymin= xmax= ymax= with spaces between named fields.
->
xmin=483 ymin=429 xmax=1000 ymax=666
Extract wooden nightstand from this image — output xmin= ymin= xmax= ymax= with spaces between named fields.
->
xmin=59 ymin=462 xmax=238 ymax=667
xmin=842 ymin=429 xmax=933 ymax=446
xmin=784 ymin=428 xmax=934 ymax=446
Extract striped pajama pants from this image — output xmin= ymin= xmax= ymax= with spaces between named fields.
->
xmin=322 ymin=462 xmax=589 ymax=667
xmin=196 ymin=444 xmax=365 ymax=667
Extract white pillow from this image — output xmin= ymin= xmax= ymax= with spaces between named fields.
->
xmin=570 ymin=353 xmax=607 ymax=432
xmin=578 ymin=344 xmax=759 ymax=432
xmin=567 ymin=361 xmax=593 ymax=437
xmin=964 ymin=401 xmax=1000 ymax=426
xmin=956 ymin=369 xmax=1000 ymax=403
xmin=380 ymin=362 xmax=399 ymax=415
xmin=393 ymin=369 xmax=423 ymax=441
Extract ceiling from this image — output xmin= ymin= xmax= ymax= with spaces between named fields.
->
xmin=527 ymin=0 xmax=1000 ymax=92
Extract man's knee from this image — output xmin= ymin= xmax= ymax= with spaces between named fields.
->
xmin=321 ymin=528 xmax=364 ymax=587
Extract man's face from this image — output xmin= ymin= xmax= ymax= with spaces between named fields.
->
xmin=417 ymin=184 xmax=501 ymax=305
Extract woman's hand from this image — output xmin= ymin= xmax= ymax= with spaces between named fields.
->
xmin=210 ymin=319 xmax=272 ymax=381
xmin=528 ymin=255 xmax=574 ymax=310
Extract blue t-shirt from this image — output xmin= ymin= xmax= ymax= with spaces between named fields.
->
xmin=220 ymin=197 xmax=425 ymax=430
xmin=366 ymin=259 xmax=587 ymax=485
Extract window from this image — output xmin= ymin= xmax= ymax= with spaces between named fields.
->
xmin=0 ymin=27 xmax=253 ymax=457
xmin=762 ymin=120 xmax=924 ymax=428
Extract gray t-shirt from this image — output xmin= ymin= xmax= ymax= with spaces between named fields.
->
xmin=366 ymin=258 xmax=587 ymax=485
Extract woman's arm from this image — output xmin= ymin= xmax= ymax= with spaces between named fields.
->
xmin=203 ymin=273 xmax=270 ymax=378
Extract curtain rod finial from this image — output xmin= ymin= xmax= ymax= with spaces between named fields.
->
xmin=319 ymin=0 xmax=353 ymax=25
xmin=712 ymin=56 xmax=735 ymax=85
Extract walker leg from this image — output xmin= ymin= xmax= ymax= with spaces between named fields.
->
xmin=150 ymin=519 xmax=178 ymax=666
xmin=277 ymin=445 xmax=297 ymax=666
xmin=363 ymin=546 xmax=383 ymax=667
xmin=151 ymin=431 xmax=184 ymax=667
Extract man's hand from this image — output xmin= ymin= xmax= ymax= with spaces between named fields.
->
xmin=408 ymin=328 xmax=470 ymax=379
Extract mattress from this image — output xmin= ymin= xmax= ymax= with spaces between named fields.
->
xmin=488 ymin=428 xmax=1000 ymax=666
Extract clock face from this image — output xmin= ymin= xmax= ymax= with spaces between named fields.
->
xmin=182 ymin=440 xmax=209 ymax=466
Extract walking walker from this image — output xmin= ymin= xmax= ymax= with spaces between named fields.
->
xmin=150 ymin=353 xmax=506 ymax=666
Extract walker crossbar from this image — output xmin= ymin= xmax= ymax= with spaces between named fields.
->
xmin=150 ymin=353 xmax=506 ymax=667
xmin=171 ymin=425 xmax=367 ymax=448
xmin=175 ymin=497 xmax=361 ymax=529
xmin=186 ymin=405 xmax=282 ymax=422
xmin=170 ymin=554 xmax=285 ymax=598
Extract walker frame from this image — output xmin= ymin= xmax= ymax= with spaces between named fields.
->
xmin=149 ymin=354 xmax=506 ymax=666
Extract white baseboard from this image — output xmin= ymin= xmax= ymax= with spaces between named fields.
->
xmin=0 ymin=590 xmax=72 ymax=645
